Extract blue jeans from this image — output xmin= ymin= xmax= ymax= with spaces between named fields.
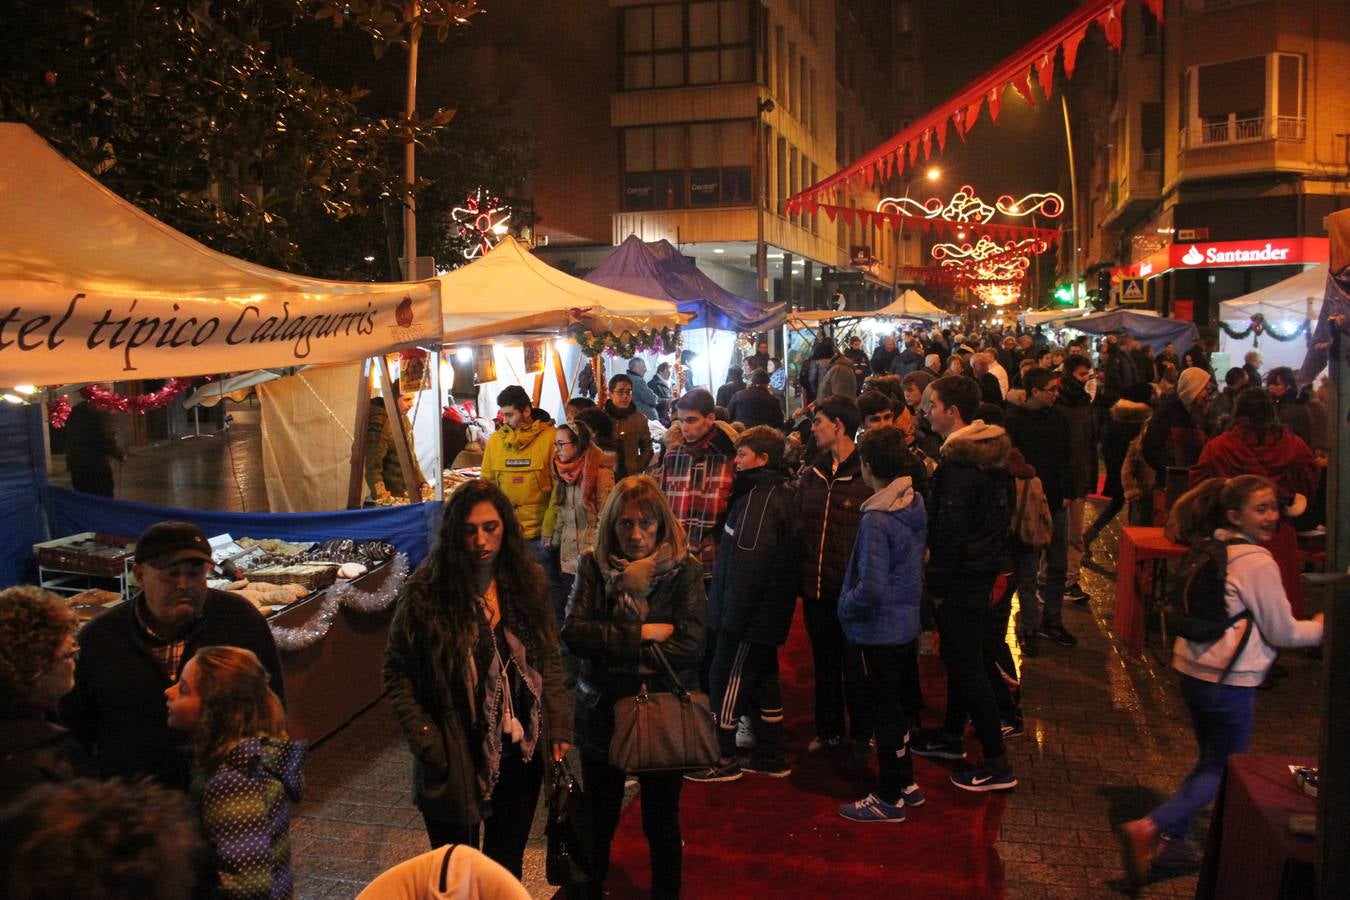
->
xmin=1015 ymin=505 xmax=1069 ymax=636
xmin=1149 ymin=673 xmax=1255 ymax=840
xmin=529 ymin=539 xmax=565 ymax=626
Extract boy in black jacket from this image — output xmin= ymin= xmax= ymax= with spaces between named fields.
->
xmin=686 ymin=426 xmax=800 ymax=782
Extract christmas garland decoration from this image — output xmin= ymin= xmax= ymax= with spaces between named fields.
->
xmin=48 ymin=378 xmax=204 ymax=428
xmin=570 ymin=324 xmax=680 ymax=359
xmin=48 ymin=395 xmax=72 ymax=428
xmin=269 ymin=553 xmax=409 ymax=652
xmin=1217 ymin=313 xmax=1310 ymax=345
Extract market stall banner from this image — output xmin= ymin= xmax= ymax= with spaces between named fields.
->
xmin=0 ymin=281 xmax=438 ymax=388
xmin=46 ymin=486 xmax=439 ymax=569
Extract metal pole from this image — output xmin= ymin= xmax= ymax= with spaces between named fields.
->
xmin=1061 ymin=94 xmax=1080 ymax=305
xmin=889 ymin=179 xmax=912 ymax=300
xmin=402 ymin=1 xmax=421 ymax=276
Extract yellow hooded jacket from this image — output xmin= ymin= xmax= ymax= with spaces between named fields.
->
xmin=481 ymin=419 xmax=556 ymax=539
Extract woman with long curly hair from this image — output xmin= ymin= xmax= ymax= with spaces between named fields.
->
xmin=165 ymin=645 xmax=303 ymax=899
xmin=384 ymin=479 xmax=571 ymax=876
xmin=562 ymin=475 xmax=706 ymax=900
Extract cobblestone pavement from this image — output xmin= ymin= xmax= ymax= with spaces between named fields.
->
xmin=54 ymin=429 xmax=1323 ymax=898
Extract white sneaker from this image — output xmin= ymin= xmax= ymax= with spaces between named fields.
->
xmin=735 ymin=715 xmax=757 ymax=750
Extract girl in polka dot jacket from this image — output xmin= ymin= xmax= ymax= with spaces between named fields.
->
xmin=167 ymin=646 xmax=306 ymax=900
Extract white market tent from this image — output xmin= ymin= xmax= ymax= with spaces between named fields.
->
xmin=0 ymin=124 xmax=441 ymax=389
xmin=1218 ymin=264 xmax=1326 ymax=376
xmin=1022 ymin=308 xmax=1091 ymax=328
xmin=787 ymin=289 xmax=946 ymax=328
xmin=437 ymin=236 xmax=688 ymax=345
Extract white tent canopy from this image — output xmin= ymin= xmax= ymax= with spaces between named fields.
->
xmin=876 ymin=289 xmax=947 ymax=320
xmin=0 ymin=124 xmax=440 ymax=389
xmin=1218 ymin=264 xmax=1325 ymax=323
xmin=437 ymin=237 xmax=689 ymax=345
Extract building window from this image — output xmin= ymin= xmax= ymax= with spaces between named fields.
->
xmin=1182 ymin=53 xmax=1306 ymax=148
xmin=622 ymin=120 xmax=754 ymax=210
xmin=622 ymin=1 xmax=753 ymax=91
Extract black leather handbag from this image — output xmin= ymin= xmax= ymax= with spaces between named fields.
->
xmin=608 ymin=644 xmax=720 ymax=773
xmin=545 ymin=759 xmax=592 ymax=886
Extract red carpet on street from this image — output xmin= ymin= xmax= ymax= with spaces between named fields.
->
xmin=596 ymin=609 xmax=1007 ymax=899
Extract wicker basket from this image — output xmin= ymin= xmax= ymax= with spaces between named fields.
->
xmin=247 ymin=564 xmax=338 ymax=593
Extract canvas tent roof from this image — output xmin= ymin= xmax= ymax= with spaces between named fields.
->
xmin=1061 ymin=308 xmax=1198 ymax=350
xmin=437 ymin=236 xmax=688 ymax=344
xmin=1219 ymin=265 xmax=1326 ymax=322
xmin=584 ymin=236 xmax=785 ymax=332
xmin=0 ymin=124 xmax=440 ymax=389
xmin=787 ymin=289 xmax=944 ymax=327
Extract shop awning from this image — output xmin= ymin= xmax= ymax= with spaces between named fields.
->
xmin=0 ymin=124 xmax=441 ymax=389
xmin=584 ymin=235 xmax=786 ymax=332
xmin=437 ymin=236 xmax=689 ymax=345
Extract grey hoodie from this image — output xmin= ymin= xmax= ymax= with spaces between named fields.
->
xmin=1171 ymin=528 xmax=1322 ymax=687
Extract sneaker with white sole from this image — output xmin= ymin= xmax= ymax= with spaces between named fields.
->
xmin=742 ymin=756 xmax=792 ymax=778
xmin=683 ymin=759 xmax=742 ymax=783
xmin=806 ymin=735 xmax=842 ymax=753
xmin=837 ymin=793 xmax=906 ymax=823
xmin=909 ymin=729 xmax=966 ymax=761
xmin=950 ymin=765 xmax=1017 ymax=792
xmin=900 ymin=783 xmax=926 ymax=807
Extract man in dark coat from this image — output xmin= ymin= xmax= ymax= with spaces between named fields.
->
xmin=796 ymin=395 xmax=871 ymax=754
xmin=61 ymin=522 xmax=284 ymax=791
xmin=1057 ymin=355 xmax=1098 ymax=606
xmin=63 ymin=393 xmax=124 ymax=496
xmin=911 ymin=375 xmax=1017 ymax=791
xmin=727 ymin=369 xmax=785 ymax=430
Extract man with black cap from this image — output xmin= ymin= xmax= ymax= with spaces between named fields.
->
xmin=61 ymin=521 xmax=284 ymax=790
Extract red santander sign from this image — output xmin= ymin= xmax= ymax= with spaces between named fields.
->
xmin=1132 ymin=237 xmax=1328 ymax=277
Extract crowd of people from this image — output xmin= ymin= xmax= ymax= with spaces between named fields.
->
xmin=0 ymin=322 xmax=1330 ymax=896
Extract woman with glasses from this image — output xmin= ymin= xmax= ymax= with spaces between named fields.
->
xmin=562 ymin=476 xmax=706 ymax=900
xmin=542 ymin=420 xmax=616 ymax=618
xmin=604 ymin=374 xmax=654 ymax=479
xmin=0 ymin=586 xmax=93 ymax=804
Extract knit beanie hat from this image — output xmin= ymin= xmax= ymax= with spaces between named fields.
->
xmin=1177 ymin=367 xmax=1211 ymax=407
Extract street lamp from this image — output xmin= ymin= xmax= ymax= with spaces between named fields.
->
xmin=756 ymin=97 xmax=776 ymax=306
xmin=889 ymin=167 xmax=940 ymax=298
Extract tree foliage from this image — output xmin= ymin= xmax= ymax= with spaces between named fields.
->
xmin=0 ymin=0 xmax=534 ymax=279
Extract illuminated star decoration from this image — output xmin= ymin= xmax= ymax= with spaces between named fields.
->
xmin=451 ymin=188 xmax=512 ymax=260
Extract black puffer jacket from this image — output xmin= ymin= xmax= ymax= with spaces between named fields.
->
xmin=708 ymin=467 xmax=799 ymax=645
xmin=561 ymin=552 xmax=706 ymax=760
xmin=926 ymin=422 xmax=1013 ymax=604
xmin=1101 ymin=399 xmax=1151 ymax=499
xmin=1057 ymin=377 xmax=1098 ymax=499
xmin=797 ymin=449 xmax=870 ymax=603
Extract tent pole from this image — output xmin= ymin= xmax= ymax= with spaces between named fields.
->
xmin=706 ymin=328 xmax=714 ymax=397
xmin=431 ymin=346 xmax=444 ymax=503
xmin=378 ymin=355 xmax=421 ymax=502
xmin=552 ymin=343 xmax=570 ymax=408
xmin=346 ymin=360 xmax=373 ymax=510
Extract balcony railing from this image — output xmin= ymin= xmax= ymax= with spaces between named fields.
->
xmin=1140 ymin=149 xmax=1162 ymax=171
xmin=1181 ymin=115 xmax=1306 ymax=150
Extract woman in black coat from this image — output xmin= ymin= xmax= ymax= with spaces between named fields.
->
xmin=562 ymin=475 xmax=706 ymax=900
xmin=385 ymin=480 xmax=571 ymax=877
xmin=1083 ymin=388 xmax=1154 ymax=558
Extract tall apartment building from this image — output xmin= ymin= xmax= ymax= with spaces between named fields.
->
xmin=1076 ymin=0 xmax=1349 ymax=329
xmin=443 ymin=0 xmax=921 ymax=311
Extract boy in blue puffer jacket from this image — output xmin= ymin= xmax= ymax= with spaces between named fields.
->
xmin=836 ymin=427 xmax=928 ymax=823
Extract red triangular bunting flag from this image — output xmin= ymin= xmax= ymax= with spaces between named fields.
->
xmin=842 ymin=207 xmax=855 ymax=226
xmin=824 ymin=206 xmax=838 ymax=223
xmin=1062 ymin=26 xmax=1087 ymax=79
xmin=865 ymin=164 xmax=874 ymax=188
xmin=1037 ymin=51 xmax=1055 ymax=100
xmin=936 ymin=117 xmax=948 ymax=152
xmin=1098 ymin=2 xmax=1123 ymax=50
xmin=965 ymin=101 xmax=981 ymax=134
xmin=908 ymin=141 xmax=919 ymax=166
xmin=922 ymin=130 xmax=932 ymax=159
xmin=1011 ymin=73 xmax=1036 ymax=107
xmin=988 ymin=86 xmax=1002 ymax=122
xmin=1143 ymin=0 xmax=1163 ymax=24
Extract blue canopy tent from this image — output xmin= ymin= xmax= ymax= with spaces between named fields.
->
xmin=586 ymin=235 xmax=786 ymax=332
xmin=1061 ymin=308 xmax=1199 ymax=351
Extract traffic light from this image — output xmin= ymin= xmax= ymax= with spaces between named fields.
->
xmin=1052 ymin=284 xmax=1073 ymax=306
xmin=1092 ymin=270 xmax=1110 ymax=311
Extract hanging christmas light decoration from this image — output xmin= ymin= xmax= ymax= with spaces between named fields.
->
xmin=451 ymin=188 xmax=512 ymax=260
xmin=996 ymin=191 xmax=1065 ymax=218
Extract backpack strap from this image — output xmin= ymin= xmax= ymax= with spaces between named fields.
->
xmin=1216 ymin=611 xmax=1254 ymax=686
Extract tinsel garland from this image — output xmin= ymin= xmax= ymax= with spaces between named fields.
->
xmin=80 ymin=378 xmax=198 ymax=414
xmin=570 ymin=324 xmax=680 ymax=359
xmin=269 ymin=553 xmax=409 ymax=652
xmin=1217 ymin=313 xmax=1310 ymax=345
xmin=48 ymin=395 xmax=72 ymax=428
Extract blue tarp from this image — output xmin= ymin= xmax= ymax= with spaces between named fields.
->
xmin=46 ymin=488 xmax=441 ymax=568
xmin=585 ymin=235 xmax=786 ymax=332
xmin=0 ymin=405 xmax=50 ymax=588
xmin=1063 ymin=309 xmax=1199 ymax=352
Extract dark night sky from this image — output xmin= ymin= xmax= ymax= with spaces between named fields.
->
xmin=913 ymin=0 xmax=1082 ymax=207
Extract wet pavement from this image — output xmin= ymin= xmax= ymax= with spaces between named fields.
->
xmin=49 ymin=424 xmax=1326 ymax=898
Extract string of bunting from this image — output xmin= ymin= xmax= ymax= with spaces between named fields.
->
xmin=818 ymin=204 xmax=1061 ymax=245
xmin=48 ymin=377 xmax=205 ymax=429
xmin=1217 ymin=314 xmax=1310 ymax=345
xmin=269 ymin=553 xmax=409 ymax=652
xmin=570 ymin=324 xmax=680 ymax=359
xmin=787 ymin=0 xmax=1161 ymax=214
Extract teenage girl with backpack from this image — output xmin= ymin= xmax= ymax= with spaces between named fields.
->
xmin=166 ymin=646 xmax=305 ymax=899
xmin=1115 ymin=475 xmax=1322 ymax=888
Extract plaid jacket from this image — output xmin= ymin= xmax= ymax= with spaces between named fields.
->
xmin=660 ymin=426 xmax=737 ymax=571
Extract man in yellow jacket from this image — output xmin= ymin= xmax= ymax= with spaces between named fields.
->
xmin=481 ymin=385 xmax=557 ymax=541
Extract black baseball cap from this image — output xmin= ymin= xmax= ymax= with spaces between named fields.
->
xmin=134 ymin=521 xmax=213 ymax=568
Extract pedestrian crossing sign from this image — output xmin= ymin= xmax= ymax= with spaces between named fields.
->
xmin=1120 ymin=277 xmax=1146 ymax=305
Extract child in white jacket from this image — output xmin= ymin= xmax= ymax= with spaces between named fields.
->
xmin=1116 ymin=474 xmax=1322 ymax=887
